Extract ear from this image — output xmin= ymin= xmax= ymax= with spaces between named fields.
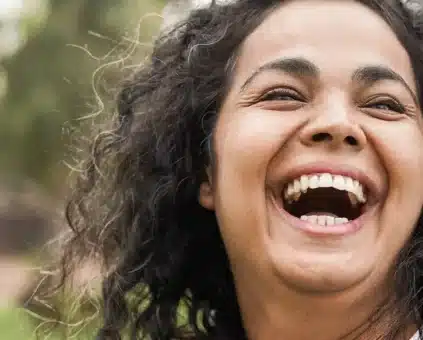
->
xmin=198 ymin=167 xmax=215 ymax=210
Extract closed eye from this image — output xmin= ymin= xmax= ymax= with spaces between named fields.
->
xmin=259 ymin=88 xmax=305 ymax=102
xmin=363 ymin=98 xmax=406 ymax=114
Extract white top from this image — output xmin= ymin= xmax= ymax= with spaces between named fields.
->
xmin=411 ymin=330 xmax=421 ymax=340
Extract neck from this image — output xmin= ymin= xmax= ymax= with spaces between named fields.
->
xmin=235 ymin=276 xmax=415 ymax=340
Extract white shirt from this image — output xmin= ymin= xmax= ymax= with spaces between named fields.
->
xmin=411 ymin=330 xmax=421 ymax=340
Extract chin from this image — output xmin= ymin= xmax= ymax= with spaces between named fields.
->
xmin=267 ymin=242 xmax=378 ymax=293
xmin=265 ymin=190 xmax=388 ymax=293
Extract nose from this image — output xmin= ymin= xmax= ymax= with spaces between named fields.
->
xmin=299 ymin=105 xmax=367 ymax=150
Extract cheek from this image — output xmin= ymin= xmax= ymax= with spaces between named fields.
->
xmin=214 ymin=109 xmax=299 ymax=179
xmin=366 ymin=119 xmax=423 ymax=185
xmin=381 ymin=125 xmax=423 ymax=193
xmin=211 ymin=109 xmax=298 ymax=248
xmin=369 ymin=121 xmax=423 ymax=240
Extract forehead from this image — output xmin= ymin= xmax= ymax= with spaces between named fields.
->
xmin=232 ymin=0 xmax=416 ymax=92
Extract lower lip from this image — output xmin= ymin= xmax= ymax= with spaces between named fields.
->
xmin=273 ymin=198 xmax=374 ymax=237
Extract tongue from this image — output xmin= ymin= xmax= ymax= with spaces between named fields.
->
xmin=304 ymin=212 xmax=339 ymax=217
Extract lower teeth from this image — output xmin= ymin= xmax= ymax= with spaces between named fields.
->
xmin=300 ymin=215 xmax=349 ymax=226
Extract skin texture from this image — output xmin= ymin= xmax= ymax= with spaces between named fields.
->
xmin=199 ymin=0 xmax=423 ymax=339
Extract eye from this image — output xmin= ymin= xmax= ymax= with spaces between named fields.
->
xmin=363 ymin=98 xmax=406 ymax=114
xmin=259 ymin=88 xmax=304 ymax=102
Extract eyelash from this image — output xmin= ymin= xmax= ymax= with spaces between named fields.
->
xmin=362 ymin=98 xmax=406 ymax=114
xmin=259 ymin=88 xmax=304 ymax=102
xmin=258 ymin=89 xmax=407 ymax=114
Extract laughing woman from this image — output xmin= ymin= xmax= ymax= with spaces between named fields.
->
xmin=63 ymin=0 xmax=423 ymax=339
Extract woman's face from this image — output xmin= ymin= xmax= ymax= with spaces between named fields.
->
xmin=199 ymin=0 xmax=423 ymax=297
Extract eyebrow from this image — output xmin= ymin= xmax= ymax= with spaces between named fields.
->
xmin=352 ymin=65 xmax=419 ymax=105
xmin=240 ymin=57 xmax=319 ymax=92
xmin=240 ymin=57 xmax=419 ymax=105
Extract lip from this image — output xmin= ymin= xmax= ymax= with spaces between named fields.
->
xmin=279 ymin=162 xmax=382 ymax=206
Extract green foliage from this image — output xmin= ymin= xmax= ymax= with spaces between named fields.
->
xmin=0 ymin=0 xmax=165 ymax=335
xmin=0 ymin=0 xmax=165 ymax=193
xmin=0 ymin=308 xmax=38 ymax=340
xmin=0 ymin=306 xmax=100 ymax=340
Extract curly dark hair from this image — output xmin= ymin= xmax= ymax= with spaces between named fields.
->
xmin=59 ymin=0 xmax=423 ymax=339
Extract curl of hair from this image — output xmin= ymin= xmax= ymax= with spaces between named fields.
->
xmin=60 ymin=1 xmax=423 ymax=339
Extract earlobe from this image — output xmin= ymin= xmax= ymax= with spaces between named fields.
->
xmin=198 ymin=169 xmax=215 ymax=210
xmin=199 ymin=181 xmax=215 ymax=210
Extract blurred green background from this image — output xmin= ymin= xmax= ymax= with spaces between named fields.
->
xmin=0 ymin=0 xmax=183 ymax=338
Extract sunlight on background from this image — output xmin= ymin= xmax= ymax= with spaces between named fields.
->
xmin=0 ymin=0 xmax=47 ymax=58
xmin=0 ymin=0 xmax=24 ymax=102
xmin=0 ymin=0 xmax=49 ymax=105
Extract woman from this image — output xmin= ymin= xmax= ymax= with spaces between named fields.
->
xmin=62 ymin=0 xmax=423 ymax=339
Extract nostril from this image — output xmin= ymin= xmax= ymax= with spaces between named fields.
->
xmin=345 ymin=136 xmax=358 ymax=146
xmin=312 ymin=132 xmax=332 ymax=142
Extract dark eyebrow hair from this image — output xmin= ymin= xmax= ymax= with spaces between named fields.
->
xmin=240 ymin=57 xmax=320 ymax=92
xmin=352 ymin=65 xmax=419 ymax=105
xmin=240 ymin=58 xmax=419 ymax=106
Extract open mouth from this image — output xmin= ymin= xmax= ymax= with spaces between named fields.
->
xmin=281 ymin=173 xmax=368 ymax=227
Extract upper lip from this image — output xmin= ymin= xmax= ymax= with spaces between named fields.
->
xmin=279 ymin=162 xmax=383 ymax=206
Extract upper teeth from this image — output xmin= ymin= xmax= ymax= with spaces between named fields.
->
xmin=284 ymin=173 xmax=366 ymax=205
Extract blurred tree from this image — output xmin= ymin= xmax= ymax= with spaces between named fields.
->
xmin=0 ymin=0 xmax=164 ymax=194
